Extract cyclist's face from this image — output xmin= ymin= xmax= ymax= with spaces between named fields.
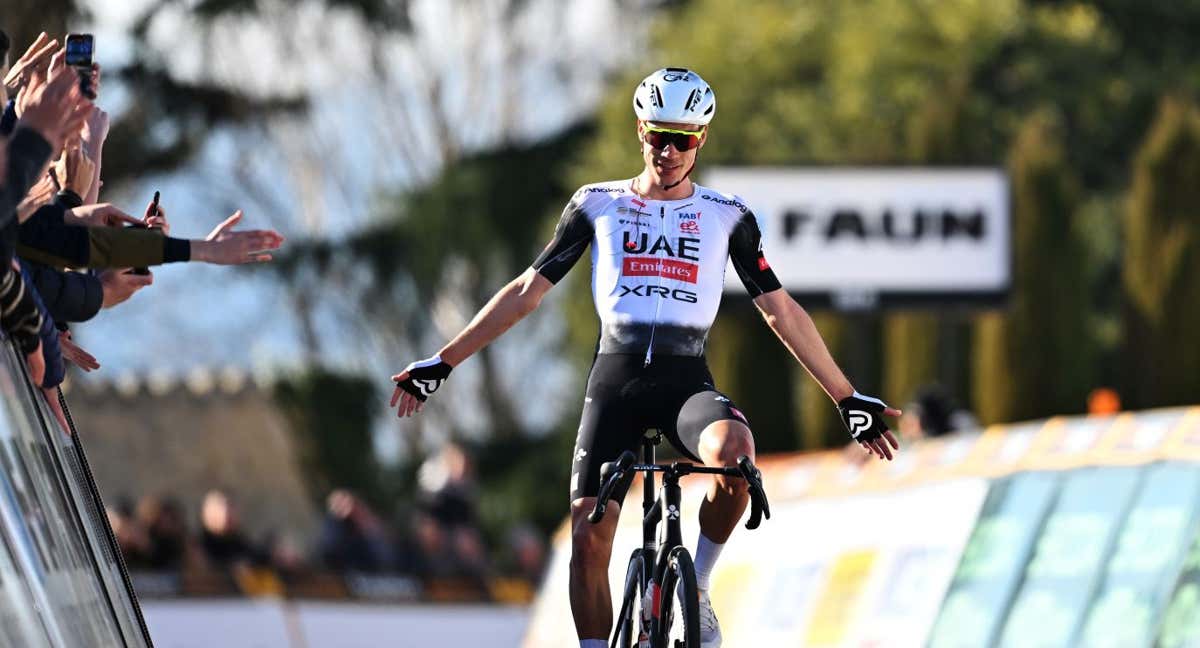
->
xmin=639 ymin=120 xmax=706 ymax=187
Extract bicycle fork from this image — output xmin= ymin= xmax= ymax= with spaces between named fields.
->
xmin=640 ymin=468 xmax=684 ymax=647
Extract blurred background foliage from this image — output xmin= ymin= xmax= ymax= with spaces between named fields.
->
xmin=8 ymin=0 xmax=1200 ymax=543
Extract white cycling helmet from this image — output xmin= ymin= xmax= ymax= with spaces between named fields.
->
xmin=633 ymin=67 xmax=716 ymax=126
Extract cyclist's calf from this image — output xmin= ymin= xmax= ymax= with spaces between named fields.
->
xmin=570 ymin=497 xmax=620 ymax=571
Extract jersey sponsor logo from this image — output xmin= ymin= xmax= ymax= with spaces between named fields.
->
xmin=672 ymin=203 xmax=694 ymax=211
xmin=617 ymin=206 xmax=651 ymax=217
xmin=586 ymin=186 xmax=622 ymax=193
xmin=677 ymin=212 xmax=700 ymax=220
xmin=618 ymin=284 xmax=699 ymax=303
xmin=700 ymin=193 xmax=748 ymax=214
xmin=631 ymin=198 xmax=647 ymax=208
xmin=679 ymin=220 xmax=700 ymax=235
xmin=621 ymin=233 xmax=701 ymax=261
xmin=623 ymin=256 xmax=699 ymax=283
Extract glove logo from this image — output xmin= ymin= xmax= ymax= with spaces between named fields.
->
xmin=412 ymin=378 xmax=443 ymax=397
xmin=847 ymin=410 xmax=873 ymax=439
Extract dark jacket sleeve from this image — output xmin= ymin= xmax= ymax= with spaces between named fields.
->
xmin=20 ymin=260 xmax=103 ymax=324
xmin=0 ymin=101 xmax=16 ymax=136
xmin=0 ymin=263 xmax=44 ymax=354
xmin=17 ymin=203 xmax=191 ymax=269
xmin=1 ymin=127 xmax=54 ymax=226
xmin=17 ymin=264 xmax=64 ymax=388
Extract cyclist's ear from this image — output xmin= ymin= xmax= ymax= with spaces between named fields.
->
xmin=698 ymin=126 xmax=708 ymax=149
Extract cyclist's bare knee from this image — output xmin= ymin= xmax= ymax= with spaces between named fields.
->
xmin=698 ymin=419 xmax=755 ymax=466
xmin=699 ymin=421 xmax=755 ymax=494
xmin=570 ymin=498 xmax=620 ymax=571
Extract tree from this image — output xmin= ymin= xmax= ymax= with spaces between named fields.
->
xmin=273 ymin=368 xmax=383 ymax=508
xmin=1121 ymin=97 xmax=1200 ymax=409
xmin=972 ymin=110 xmax=1092 ymax=424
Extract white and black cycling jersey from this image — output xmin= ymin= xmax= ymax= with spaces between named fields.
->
xmin=532 ymin=179 xmax=781 ymax=358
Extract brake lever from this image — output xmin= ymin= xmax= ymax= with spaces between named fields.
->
xmin=588 ymin=451 xmax=636 ymax=523
xmin=736 ymin=456 xmax=770 ymax=529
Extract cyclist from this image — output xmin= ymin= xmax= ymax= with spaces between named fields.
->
xmin=391 ymin=67 xmax=901 ymax=648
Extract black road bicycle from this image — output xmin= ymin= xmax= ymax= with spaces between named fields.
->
xmin=588 ymin=430 xmax=771 ymax=648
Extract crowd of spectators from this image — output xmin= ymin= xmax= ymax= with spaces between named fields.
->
xmin=107 ymin=443 xmax=548 ymax=600
xmin=0 ymin=29 xmax=284 ymax=430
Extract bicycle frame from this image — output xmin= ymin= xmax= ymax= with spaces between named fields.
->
xmin=594 ymin=430 xmax=769 ymax=647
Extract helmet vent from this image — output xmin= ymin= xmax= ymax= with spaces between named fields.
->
xmin=652 ymin=85 xmax=664 ymax=109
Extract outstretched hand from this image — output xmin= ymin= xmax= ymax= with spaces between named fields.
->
xmin=3 ymin=33 xmax=58 ymax=97
xmin=68 ymin=202 xmax=145 ymax=228
xmin=60 ymin=330 xmax=100 ymax=372
xmin=15 ymin=49 xmax=91 ymax=154
xmin=197 ymin=210 xmax=284 ymax=265
xmin=837 ymin=392 xmax=902 ymax=461
xmin=390 ymin=355 xmax=454 ymax=418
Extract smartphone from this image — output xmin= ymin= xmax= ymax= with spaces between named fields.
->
xmin=65 ymin=34 xmax=96 ymax=99
xmin=64 ymin=34 xmax=94 ymax=68
xmin=128 ymin=191 xmax=160 ymax=276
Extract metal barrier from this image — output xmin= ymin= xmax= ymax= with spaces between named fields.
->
xmin=0 ymin=340 xmax=152 ymax=647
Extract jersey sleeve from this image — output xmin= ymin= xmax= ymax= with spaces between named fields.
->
xmin=728 ymin=210 xmax=782 ymax=297
xmin=531 ymin=191 xmax=594 ymax=284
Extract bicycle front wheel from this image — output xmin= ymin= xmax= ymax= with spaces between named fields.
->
xmin=613 ymin=549 xmax=650 ymax=648
xmin=654 ymin=546 xmax=699 ymax=648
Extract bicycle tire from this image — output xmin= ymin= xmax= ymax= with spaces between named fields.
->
xmin=612 ymin=549 xmax=650 ymax=648
xmin=655 ymin=546 xmax=700 ymax=648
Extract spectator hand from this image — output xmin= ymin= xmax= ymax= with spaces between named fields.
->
xmin=25 ymin=340 xmax=45 ymax=387
xmin=100 ymin=269 xmax=153 ymax=308
xmin=68 ymin=203 xmax=144 ymax=228
xmin=195 ymin=210 xmax=284 ymax=265
xmin=145 ymin=203 xmax=170 ymax=235
xmin=53 ymin=145 xmax=96 ymax=199
xmin=15 ymin=50 xmax=91 ymax=155
xmin=59 ymin=330 xmax=100 ymax=372
xmin=3 ymin=33 xmax=58 ymax=97
xmin=16 ymin=172 xmax=57 ymax=222
xmin=81 ymin=105 xmax=109 ymax=158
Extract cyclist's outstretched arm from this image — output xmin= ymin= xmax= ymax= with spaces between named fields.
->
xmin=752 ymin=288 xmax=853 ymax=401
xmin=727 ymin=208 xmax=900 ymax=458
xmin=439 ymin=268 xmax=553 ymax=366
xmin=390 ymin=268 xmax=552 ymax=416
xmin=752 ymin=288 xmax=901 ymax=459
xmin=391 ymin=187 xmax=595 ymax=417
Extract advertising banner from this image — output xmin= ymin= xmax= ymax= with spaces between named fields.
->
xmin=706 ymin=167 xmax=1009 ymax=309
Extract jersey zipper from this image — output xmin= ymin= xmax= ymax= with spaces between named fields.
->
xmin=643 ymin=205 xmax=667 ymax=367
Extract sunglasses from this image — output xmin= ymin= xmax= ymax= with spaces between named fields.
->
xmin=642 ymin=125 xmax=705 ymax=152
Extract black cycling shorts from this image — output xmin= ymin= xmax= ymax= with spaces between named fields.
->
xmin=569 ymin=353 xmax=750 ymax=503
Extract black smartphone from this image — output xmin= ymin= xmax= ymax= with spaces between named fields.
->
xmin=65 ymin=34 xmax=94 ymax=68
xmin=127 ymin=191 xmax=160 ymax=276
xmin=64 ymin=34 xmax=96 ymax=99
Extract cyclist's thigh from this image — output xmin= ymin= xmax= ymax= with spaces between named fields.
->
xmin=570 ymin=384 xmax=642 ymax=504
xmin=670 ymin=390 xmax=750 ymax=462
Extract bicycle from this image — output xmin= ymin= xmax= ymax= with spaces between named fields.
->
xmin=588 ymin=429 xmax=771 ymax=648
